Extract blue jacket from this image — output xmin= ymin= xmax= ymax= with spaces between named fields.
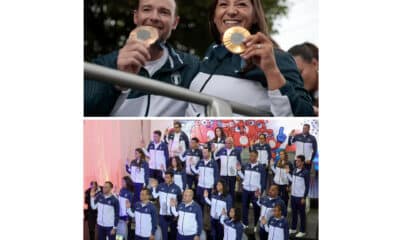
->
xmin=180 ymin=148 xmax=203 ymax=175
xmin=215 ymin=147 xmax=242 ymax=176
xmin=172 ymin=201 xmax=203 ymax=236
xmin=84 ymin=43 xmax=200 ymax=116
xmin=127 ymin=201 xmax=158 ymax=237
xmin=288 ymin=168 xmax=310 ymax=198
xmin=220 ymin=215 xmax=244 ymax=240
xmin=238 ymin=162 xmax=267 ymax=192
xmin=187 ymin=44 xmax=314 ymax=116
xmin=91 ymin=194 xmax=119 ymax=228
xmin=288 ymin=133 xmax=318 ymax=161
xmin=146 ymin=141 xmax=169 ymax=170
xmin=167 ymin=168 xmax=187 ymax=192
xmin=118 ymin=188 xmax=134 ymax=220
xmin=250 ymin=143 xmax=272 ymax=165
xmin=152 ymin=182 xmax=182 ymax=216
xmin=267 ymin=217 xmax=289 ymax=240
xmin=191 ymin=159 xmax=219 ymax=188
xmin=126 ymin=159 xmax=149 ymax=185
xmin=205 ymin=192 xmax=233 ymax=220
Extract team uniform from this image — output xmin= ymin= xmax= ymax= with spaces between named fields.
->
xmin=126 ymin=201 xmax=158 ymax=240
xmin=287 ymin=167 xmax=310 ymax=233
xmin=151 ymin=182 xmax=182 ymax=240
xmin=207 ymin=137 xmax=226 ymax=154
xmin=190 ymin=157 xmax=219 ymax=210
xmin=288 ymin=133 xmax=318 ymax=169
xmin=90 ymin=193 xmax=120 ymax=240
xmin=116 ymin=188 xmax=134 ymax=239
xmin=204 ymin=192 xmax=233 ymax=240
xmin=165 ymin=131 xmax=190 ymax=157
xmin=84 ymin=43 xmax=200 ymax=117
xmin=164 ymin=167 xmax=187 ymax=192
xmin=215 ymin=147 xmax=242 ymax=198
xmin=126 ymin=159 xmax=149 ymax=204
xmin=237 ymin=162 xmax=267 ymax=227
xmin=271 ymin=162 xmax=293 ymax=207
xmin=143 ymin=140 xmax=169 ymax=183
xmin=250 ymin=143 xmax=273 ymax=167
xmin=180 ymin=148 xmax=203 ymax=190
xmin=171 ymin=201 xmax=203 ymax=240
xmin=220 ymin=215 xmax=244 ymax=240
xmin=257 ymin=196 xmax=287 ymax=239
xmin=263 ymin=217 xmax=289 ymax=240
xmin=186 ymin=44 xmax=314 ymax=117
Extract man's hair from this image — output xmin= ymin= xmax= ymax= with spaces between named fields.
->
xmin=304 ymin=124 xmax=311 ymax=128
xmin=288 ymin=42 xmax=319 ymax=62
xmin=202 ymin=146 xmax=211 ymax=153
xmin=165 ymin=170 xmax=174 ymax=178
xmin=191 ymin=137 xmax=199 ymax=143
xmin=135 ymin=0 xmax=179 ymax=16
xmin=141 ymin=188 xmax=151 ymax=196
xmin=104 ymin=181 xmax=113 ymax=188
xmin=174 ymin=121 xmax=182 ymax=128
xmin=259 ymin=133 xmax=266 ymax=138
xmin=153 ymin=130 xmax=162 ymax=136
xmin=296 ymin=155 xmax=306 ymax=162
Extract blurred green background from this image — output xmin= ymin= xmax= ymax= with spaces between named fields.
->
xmin=84 ymin=0 xmax=288 ymax=61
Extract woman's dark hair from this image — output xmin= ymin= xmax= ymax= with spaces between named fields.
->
xmin=232 ymin=207 xmax=242 ymax=222
xmin=169 ymin=156 xmax=183 ymax=171
xmin=288 ymin=42 xmax=319 ymax=63
xmin=208 ymin=0 xmax=279 ymax=47
xmin=123 ymin=176 xmax=135 ymax=193
xmin=135 ymin=148 xmax=146 ymax=162
xmin=213 ymin=127 xmax=226 ymax=142
xmin=277 ymin=150 xmax=289 ymax=168
xmin=214 ymin=179 xmax=229 ymax=196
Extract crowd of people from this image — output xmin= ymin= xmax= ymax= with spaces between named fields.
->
xmin=84 ymin=121 xmax=318 ymax=240
xmin=84 ymin=0 xmax=319 ymax=117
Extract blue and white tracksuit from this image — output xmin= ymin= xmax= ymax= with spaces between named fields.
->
xmin=117 ymin=188 xmax=134 ymax=239
xmin=204 ymin=193 xmax=233 ymax=240
xmin=191 ymin=158 xmax=219 ymax=208
xmin=180 ymin=148 xmax=203 ymax=190
xmin=237 ymin=162 xmax=266 ymax=226
xmin=91 ymin=194 xmax=120 ymax=240
xmin=257 ymin=196 xmax=287 ymax=238
xmin=152 ymin=182 xmax=182 ymax=240
xmin=250 ymin=143 xmax=272 ymax=166
xmin=166 ymin=131 xmax=190 ymax=157
xmin=171 ymin=201 xmax=203 ymax=239
xmin=288 ymin=168 xmax=310 ymax=233
xmin=165 ymin=168 xmax=187 ymax=192
xmin=207 ymin=137 xmax=226 ymax=153
xmin=126 ymin=201 xmax=158 ymax=239
xmin=144 ymin=141 xmax=169 ymax=183
xmin=215 ymin=147 xmax=242 ymax=198
xmin=288 ymin=134 xmax=318 ymax=167
xmin=265 ymin=217 xmax=289 ymax=240
xmin=220 ymin=215 xmax=244 ymax=240
xmin=126 ymin=159 xmax=149 ymax=204
xmin=271 ymin=162 xmax=293 ymax=207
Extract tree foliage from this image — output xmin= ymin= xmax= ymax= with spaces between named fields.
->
xmin=84 ymin=0 xmax=288 ymax=61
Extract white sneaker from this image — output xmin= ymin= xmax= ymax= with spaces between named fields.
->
xmin=296 ymin=232 xmax=306 ymax=238
xmin=243 ymin=224 xmax=249 ymax=229
xmin=289 ymin=229 xmax=297 ymax=234
xmin=254 ymin=226 xmax=257 ymax=233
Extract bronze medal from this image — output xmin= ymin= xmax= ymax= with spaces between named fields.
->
xmin=129 ymin=26 xmax=159 ymax=46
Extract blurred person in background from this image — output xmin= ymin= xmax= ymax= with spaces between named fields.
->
xmin=288 ymin=42 xmax=319 ymax=115
xmin=85 ymin=181 xmax=103 ymax=240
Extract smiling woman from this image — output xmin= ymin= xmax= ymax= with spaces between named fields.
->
xmin=186 ymin=0 xmax=314 ymax=117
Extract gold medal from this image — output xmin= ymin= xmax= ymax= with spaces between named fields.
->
xmin=222 ymin=26 xmax=251 ymax=54
xmin=129 ymin=26 xmax=159 ymax=46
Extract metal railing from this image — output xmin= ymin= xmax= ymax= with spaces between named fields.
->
xmin=84 ymin=62 xmax=271 ymax=116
